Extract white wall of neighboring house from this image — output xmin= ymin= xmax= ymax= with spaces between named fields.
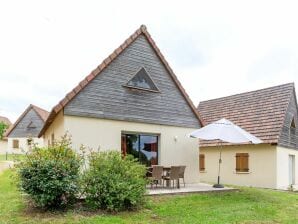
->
xmin=276 ymin=146 xmax=298 ymax=190
xmin=200 ymin=144 xmax=278 ymax=189
xmin=0 ymin=139 xmax=8 ymax=154
xmin=7 ymin=137 xmax=44 ymax=153
xmin=44 ymin=114 xmax=200 ymax=184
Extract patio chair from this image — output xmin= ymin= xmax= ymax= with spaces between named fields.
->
xmin=179 ymin=165 xmax=186 ymax=187
xmin=162 ymin=166 xmax=180 ymax=188
xmin=148 ymin=165 xmax=164 ymax=188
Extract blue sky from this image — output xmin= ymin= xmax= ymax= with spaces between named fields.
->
xmin=1 ymin=0 xmax=298 ymax=122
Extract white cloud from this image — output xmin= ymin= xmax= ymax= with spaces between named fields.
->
xmin=1 ymin=0 xmax=298 ymax=121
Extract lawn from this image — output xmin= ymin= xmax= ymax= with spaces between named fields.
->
xmin=0 ymin=170 xmax=297 ymax=224
xmin=0 ymin=153 xmax=24 ymax=161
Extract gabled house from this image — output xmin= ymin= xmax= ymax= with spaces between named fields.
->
xmin=198 ymin=83 xmax=298 ymax=189
xmin=38 ymin=25 xmax=202 ymax=183
xmin=6 ymin=104 xmax=49 ymax=153
xmin=0 ymin=116 xmax=12 ymax=153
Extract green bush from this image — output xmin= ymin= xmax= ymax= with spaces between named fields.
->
xmin=17 ymin=136 xmax=82 ymax=209
xmin=82 ymin=151 xmax=147 ymax=211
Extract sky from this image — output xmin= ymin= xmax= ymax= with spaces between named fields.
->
xmin=1 ymin=0 xmax=298 ymax=122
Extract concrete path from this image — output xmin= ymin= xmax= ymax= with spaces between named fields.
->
xmin=0 ymin=161 xmax=14 ymax=174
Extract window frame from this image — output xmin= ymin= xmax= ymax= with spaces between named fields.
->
xmin=121 ymin=132 xmax=159 ymax=167
xmin=123 ymin=67 xmax=160 ymax=93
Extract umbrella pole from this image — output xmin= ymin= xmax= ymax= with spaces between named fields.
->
xmin=213 ymin=143 xmax=224 ymax=188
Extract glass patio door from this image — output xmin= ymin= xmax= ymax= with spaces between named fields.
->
xmin=121 ymin=133 xmax=158 ymax=167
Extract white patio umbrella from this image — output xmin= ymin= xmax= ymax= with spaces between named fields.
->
xmin=189 ymin=118 xmax=262 ymax=188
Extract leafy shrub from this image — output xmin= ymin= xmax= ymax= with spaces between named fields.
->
xmin=17 ymin=135 xmax=82 ymax=209
xmin=82 ymin=151 xmax=147 ymax=211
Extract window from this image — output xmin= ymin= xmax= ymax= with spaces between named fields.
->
xmin=199 ymin=154 xmax=205 ymax=171
xmin=27 ymin=121 xmax=36 ymax=129
xmin=121 ymin=133 xmax=158 ymax=167
xmin=12 ymin=139 xmax=19 ymax=149
xmin=236 ymin=153 xmax=249 ymax=172
xmin=124 ymin=67 xmax=159 ymax=92
xmin=27 ymin=138 xmax=33 ymax=146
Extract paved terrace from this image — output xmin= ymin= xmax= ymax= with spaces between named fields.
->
xmin=147 ymin=183 xmax=237 ymax=195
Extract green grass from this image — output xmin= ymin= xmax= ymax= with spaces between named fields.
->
xmin=0 ymin=153 xmax=24 ymax=161
xmin=0 ymin=170 xmax=297 ymax=224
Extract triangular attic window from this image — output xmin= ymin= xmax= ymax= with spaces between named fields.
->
xmin=27 ymin=121 xmax=36 ymax=129
xmin=125 ymin=67 xmax=159 ymax=92
xmin=290 ymin=118 xmax=296 ymax=128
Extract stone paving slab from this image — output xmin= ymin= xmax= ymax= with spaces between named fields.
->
xmin=147 ymin=183 xmax=237 ymax=195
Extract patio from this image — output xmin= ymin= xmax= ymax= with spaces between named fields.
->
xmin=147 ymin=183 xmax=237 ymax=195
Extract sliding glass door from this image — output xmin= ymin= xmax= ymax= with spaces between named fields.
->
xmin=121 ymin=133 xmax=158 ymax=167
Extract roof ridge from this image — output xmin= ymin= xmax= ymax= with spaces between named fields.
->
xmin=198 ymin=82 xmax=295 ymax=107
xmin=39 ymin=25 xmax=203 ymax=137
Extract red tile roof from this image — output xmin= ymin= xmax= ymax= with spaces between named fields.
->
xmin=198 ymin=83 xmax=295 ymax=146
xmin=0 ymin=116 xmax=11 ymax=126
xmin=5 ymin=104 xmax=49 ymax=137
xmin=39 ymin=25 xmax=203 ymax=137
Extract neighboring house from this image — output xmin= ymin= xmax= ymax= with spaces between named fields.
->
xmin=38 ymin=25 xmax=202 ymax=183
xmin=198 ymin=83 xmax=298 ymax=190
xmin=0 ymin=116 xmax=12 ymax=154
xmin=6 ymin=104 xmax=49 ymax=153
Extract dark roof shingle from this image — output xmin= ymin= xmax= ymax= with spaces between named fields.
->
xmin=198 ymin=83 xmax=295 ymax=146
xmin=39 ymin=25 xmax=203 ymax=137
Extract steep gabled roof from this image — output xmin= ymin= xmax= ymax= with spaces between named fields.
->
xmin=0 ymin=116 xmax=11 ymax=126
xmin=39 ymin=25 xmax=202 ymax=137
xmin=198 ymin=83 xmax=295 ymax=146
xmin=6 ymin=104 xmax=49 ymax=137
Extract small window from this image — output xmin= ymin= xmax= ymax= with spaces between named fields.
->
xmin=124 ymin=67 xmax=159 ymax=92
xmin=13 ymin=140 xmax=19 ymax=149
xmin=236 ymin=153 xmax=249 ymax=172
xmin=27 ymin=121 xmax=36 ymax=129
xmin=199 ymin=154 xmax=205 ymax=171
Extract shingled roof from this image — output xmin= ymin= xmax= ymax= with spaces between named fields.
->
xmin=6 ymin=104 xmax=49 ymax=137
xmin=198 ymin=83 xmax=295 ymax=146
xmin=39 ymin=25 xmax=202 ymax=137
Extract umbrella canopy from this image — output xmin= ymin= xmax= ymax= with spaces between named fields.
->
xmin=189 ymin=118 xmax=262 ymax=144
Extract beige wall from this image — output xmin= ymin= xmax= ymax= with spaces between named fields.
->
xmin=200 ymin=144 xmax=277 ymax=189
xmin=276 ymin=146 xmax=298 ymax=190
xmin=0 ymin=140 xmax=8 ymax=154
xmin=7 ymin=137 xmax=44 ymax=153
xmin=46 ymin=115 xmax=200 ymax=183
xmin=44 ymin=111 xmax=65 ymax=145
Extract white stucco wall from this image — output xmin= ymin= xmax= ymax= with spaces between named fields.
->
xmin=7 ymin=137 xmax=44 ymax=153
xmin=200 ymin=144 xmax=277 ymax=189
xmin=276 ymin=146 xmax=298 ymax=190
xmin=45 ymin=115 xmax=200 ymax=183
xmin=0 ymin=140 xmax=8 ymax=154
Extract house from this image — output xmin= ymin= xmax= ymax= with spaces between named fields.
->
xmin=6 ymin=104 xmax=49 ymax=153
xmin=38 ymin=25 xmax=202 ymax=183
xmin=198 ymin=83 xmax=298 ymax=190
xmin=0 ymin=116 xmax=12 ymax=154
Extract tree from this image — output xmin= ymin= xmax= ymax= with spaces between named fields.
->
xmin=0 ymin=121 xmax=8 ymax=140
